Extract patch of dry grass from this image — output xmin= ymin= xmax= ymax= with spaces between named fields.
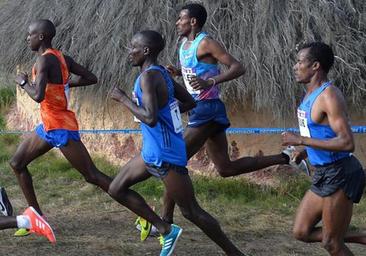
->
xmin=0 ymin=0 xmax=365 ymax=118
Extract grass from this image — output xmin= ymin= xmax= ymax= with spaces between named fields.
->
xmin=1 ymin=88 xmax=366 ymax=255
xmin=0 ymin=111 xmax=310 ymax=216
xmin=0 ymin=86 xmax=15 ymax=128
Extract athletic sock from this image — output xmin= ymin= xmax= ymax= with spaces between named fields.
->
xmin=16 ymin=215 xmax=31 ymax=229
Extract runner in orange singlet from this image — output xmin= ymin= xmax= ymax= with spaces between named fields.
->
xmin=11 ymin=19 xmax=112 ymax=236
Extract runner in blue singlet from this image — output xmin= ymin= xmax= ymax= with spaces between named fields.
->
xmin=109 ymin=30 xmax=245 ymax=256
xmin=282 ymin=42 xmax=366 ymax=255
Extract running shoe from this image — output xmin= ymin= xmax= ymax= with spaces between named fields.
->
xmin=0 ymin=187 xmax=13 ymax=216
xmin=135 ymin=216 xmax=159 ymax=240
xmin=160 ymin=224 xmax=182 ymax=256
xmin=135 ymin=216 xmax=152 ymax=241
xmin=22 ymin=207 xmax=56 ymax=244
xmin=14 ymin=214 xmax=48 ymax=237
xmin=158 ymin=234 xmax=164 ymax=246
xmin=282 ymin=146 xmax=311 ymax=176
xmin=14 ymin=228 xmax=30 ymax=237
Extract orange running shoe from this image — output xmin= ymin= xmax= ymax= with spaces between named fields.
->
xmin=22 ymin=207 xmax=56 ymax=244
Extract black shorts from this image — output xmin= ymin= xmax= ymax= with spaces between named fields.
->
xmin=145 ymin=162 xmax=188 ymax=179
xmin=311 ymin=155 xmax=365 ymax=203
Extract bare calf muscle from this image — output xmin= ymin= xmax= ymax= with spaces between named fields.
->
xmin=110 ymin=29 xmax=245 ymax=255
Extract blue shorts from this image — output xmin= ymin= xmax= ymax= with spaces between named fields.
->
xmin=187 ymin=99 xmax=230 ymax=130
xmin=145 ymin=162 xmax=188 ymax=179
xmin=35 ymin=124 xmax=81 ymax=148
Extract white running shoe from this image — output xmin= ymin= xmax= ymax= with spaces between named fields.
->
xmin=282 ymin=146 xmax=310 ymax=176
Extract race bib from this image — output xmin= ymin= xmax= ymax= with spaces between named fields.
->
xmin=181 ymin=67 xmax=199 ymax=94
xmin=297 ymin=109 xmax=310 ymax=137
xmin=132 ymin=91 xmax=141 ymax=123
xmin=169 ymin=100 xmax=183 ymax=133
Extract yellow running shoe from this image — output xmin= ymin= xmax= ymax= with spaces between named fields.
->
xmin=14 ymin=228 xmax=30 ymax=237
xmin=135 ymin=216 xmax=152 ymax=241
xmin=158 ymin=234 xmax=164 ymax=246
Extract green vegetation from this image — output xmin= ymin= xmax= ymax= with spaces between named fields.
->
xmin=0 ymin=85 xmax=15 ymax=127
xmin=0 ymin=86 xmax=357 ymax=220
xmin=0 ymin=87 xmax=365 ymax=255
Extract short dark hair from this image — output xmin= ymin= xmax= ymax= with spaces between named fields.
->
xmin=136 ymin=30 xmax=165 ymax=55
xmin=34 ymin=19 xmax=56 ymax=39
xmin=181 ymin=3 xmax=207 ymax=28
xmin=298 ymin=42 xmax=334 ymax=73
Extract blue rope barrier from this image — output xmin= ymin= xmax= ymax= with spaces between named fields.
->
xmin=0 ymin=126 xmax=365 ymax=135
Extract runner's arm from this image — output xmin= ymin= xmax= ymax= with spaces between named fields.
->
xmin=282 ymin=87 xmax=354 ymax=152
xmin=166 ymin=64 xmax=182 ymax=77
xmin=199 ymin=38 xmax=245 ymax=85
xmin=64 ymin=56 xmax=97 ymax=88
xmin=111 ymin=71 xmax=160 ymax=127
xmin=301 ymin=87 xmax=354 ymax=152
xmin=172 ymin=79 xmax=196 ymax=113
xmin=15 ymin=56 xmax=48 ymax=103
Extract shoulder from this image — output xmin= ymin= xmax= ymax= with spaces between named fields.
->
xmin=140 ymin=69 xmax=165 ymax=86
xmin=322 ymin=85 xmax=345 ymax=102
xmin=198 ymin=36 xmax=226 ymax=54
xmin=320 ymin=84 xmax=347 ymax=111
xmin=63 ymin=55 xmax=74 ymax=67
xmin=199 ymin=36 xmax=218 ymax=48
xmin=35 ymin=54 xmax=54 ymax=70
xmin=142 ymin=68 xmax=163 ymax=78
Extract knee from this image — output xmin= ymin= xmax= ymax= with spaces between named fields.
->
xmin=180 ymin=206 xmax=196 ymax=221
xmin=9 ymin=157 xmax=25 ymax=174
xmin=322 ymin=236 xmax=343 ymax=254
xmin=108 ymin=182 xmax=119 ymax=198
xmin=108 ymin=181 xmax=126 ymax=200
xmin=83 ymin=171 xmax=98 ymax=185
xmin=293 ymin=226 xmax=311 ymax=242
xmin=180 ymin=205 xmax=206 ymax=223
xmin=215 ymin=164 xmax=231 ymax=177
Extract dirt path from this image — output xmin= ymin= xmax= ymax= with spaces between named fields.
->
xmin=1 ymin=203 xmax=365 ymax=256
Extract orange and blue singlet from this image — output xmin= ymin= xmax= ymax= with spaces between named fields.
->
xmin=33 ymin=48 xmax=80 ymax=147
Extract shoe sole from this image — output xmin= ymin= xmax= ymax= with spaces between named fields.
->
xmin=0 ymin=187 xmax=13 ymax=216
xmin=299 ymin=160 xmax=311 ymax=176
xmin=14 ymin=229 xmax=31 ymax=237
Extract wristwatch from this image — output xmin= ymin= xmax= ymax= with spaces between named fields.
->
xmin=19 ymin=80 xmax=27 ymax=87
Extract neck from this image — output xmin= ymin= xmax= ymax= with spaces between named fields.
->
xmin=38 ymin=43 xmax=53 ymax=55
xmin=187 ymin=28 xmax=202 ymax=41
xmin=141 ymin=58 xmax=158 ymax=72
xmin=305 ymin=73 xmax=329 ymax=94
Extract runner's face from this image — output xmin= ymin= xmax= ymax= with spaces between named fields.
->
xmin=27 ymin=24 xmax=42 ymax=51
xmin=293 ymin=48 xmax=316 ymax=84
xmin=129 ymin=36 xmax=145 ymax=66
xmin=176 ymin=9 xmax=192 ymax=37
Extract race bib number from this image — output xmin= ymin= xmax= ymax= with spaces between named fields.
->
xmin=181 ymin=67 xmax=199 ymax=94
xmin=132 ymin=92 xmax=141 ymax=123
xmin=297 ymin=109 xmax=310 ymax=137
xmin=169 ymin=100 xmax=183 ymax=133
